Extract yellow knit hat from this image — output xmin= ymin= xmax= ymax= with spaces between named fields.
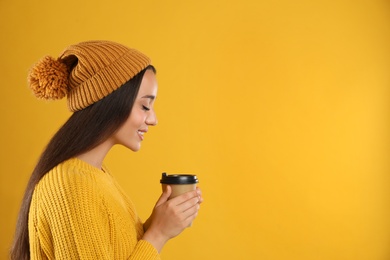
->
xmin=28 ymin=40 xmax=151 ymax=111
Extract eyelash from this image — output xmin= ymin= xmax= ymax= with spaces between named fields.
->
xmin=142 ymin=105 xmax=150 ymax=111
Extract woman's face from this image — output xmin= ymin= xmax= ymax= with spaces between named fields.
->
xmin=111 ymin=69 xmax=158 ymax=151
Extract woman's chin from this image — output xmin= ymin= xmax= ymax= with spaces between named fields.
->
xmin=127 ymin=144 xmax=141 ymax=152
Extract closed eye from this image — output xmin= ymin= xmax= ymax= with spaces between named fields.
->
xmin=142 ymin=105 xmax=150 ymax=111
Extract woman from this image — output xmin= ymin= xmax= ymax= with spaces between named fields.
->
xmin=10 ymin=40 xmax=203 ymax=259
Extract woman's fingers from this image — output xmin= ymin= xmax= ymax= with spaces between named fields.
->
xmin=183 ymin=201 xmax=200 ymax=218
xmin=177 ymin=196 xmax=200 ymax=210
xmin=144 ymin=187 xmax=203 ymax=243
xmin=167 ymin=189 xmax=203 ymax=219
xmin=164 ymin=194 xmax=200 ymax=224
xmin=169 ymin=190 xmax=200 ymax=205
xmin=196 ymin=187 xmax=204 ymax=203
xmin=155 ymin=185 xmax=172 ymax=207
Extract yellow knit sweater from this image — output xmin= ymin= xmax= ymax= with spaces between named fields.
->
xmin=28 ymin=158 xmax=160 ymax=259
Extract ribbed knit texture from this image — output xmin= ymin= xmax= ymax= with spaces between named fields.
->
xmin=60 ymin=40 xmax=151 ymax=111
xmin=28 ymin=158 xmax=160 ymax=259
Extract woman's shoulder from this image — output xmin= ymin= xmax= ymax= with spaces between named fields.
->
xmin=29 ymin=158 xmax=115 ymax=231
xmin=34 ymin=158 xmax=110 ymax=199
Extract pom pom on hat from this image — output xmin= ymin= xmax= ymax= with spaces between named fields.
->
xmin=28 ymin=56 xmax=69 ymax=100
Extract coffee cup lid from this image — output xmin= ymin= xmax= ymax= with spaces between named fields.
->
xmin=160 ymin=172 xmax=199 ymax=184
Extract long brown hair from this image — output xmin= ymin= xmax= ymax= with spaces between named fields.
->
xmin=10 ymin=65 xmax=156 ymax=260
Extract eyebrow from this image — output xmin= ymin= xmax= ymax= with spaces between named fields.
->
xmin=141 ymin=95 xmax=156 ymax=100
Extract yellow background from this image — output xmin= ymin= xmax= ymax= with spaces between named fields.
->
xmin=1 ymin=0 xmax=389 ymax=259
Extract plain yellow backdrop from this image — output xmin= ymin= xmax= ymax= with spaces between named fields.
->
xmin=1 ymin=0 xmax=389 ymax=259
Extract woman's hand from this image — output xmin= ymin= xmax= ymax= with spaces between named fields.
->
xmin=142 ymin=186 xmax=203 ymax=252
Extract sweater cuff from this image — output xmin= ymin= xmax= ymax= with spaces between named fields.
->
xmin=130 ymin=240 xmax=160 ymax=260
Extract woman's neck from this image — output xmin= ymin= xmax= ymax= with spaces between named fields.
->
xmin=76 ymin=140 xmax=114 ymax=170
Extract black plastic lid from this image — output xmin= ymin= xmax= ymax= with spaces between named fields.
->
xmin=160 ymin=172 xmax=199 ymax=184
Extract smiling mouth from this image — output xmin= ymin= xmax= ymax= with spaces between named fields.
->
xmin=137 ymin=130 xmax=145 ymax=140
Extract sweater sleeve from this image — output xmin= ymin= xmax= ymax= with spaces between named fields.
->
xmin=29 ymin=164 xmax=160 ymax=260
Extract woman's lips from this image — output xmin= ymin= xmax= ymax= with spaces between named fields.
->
xmin=137 ymin=130 xmax=147 ymax=140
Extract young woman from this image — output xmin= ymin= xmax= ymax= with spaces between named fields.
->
xmin=10 ymin=40 xmax=203 ymax=259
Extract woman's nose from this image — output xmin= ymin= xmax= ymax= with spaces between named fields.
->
xmin=146 ymin=110 xmax=158 ymax=126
